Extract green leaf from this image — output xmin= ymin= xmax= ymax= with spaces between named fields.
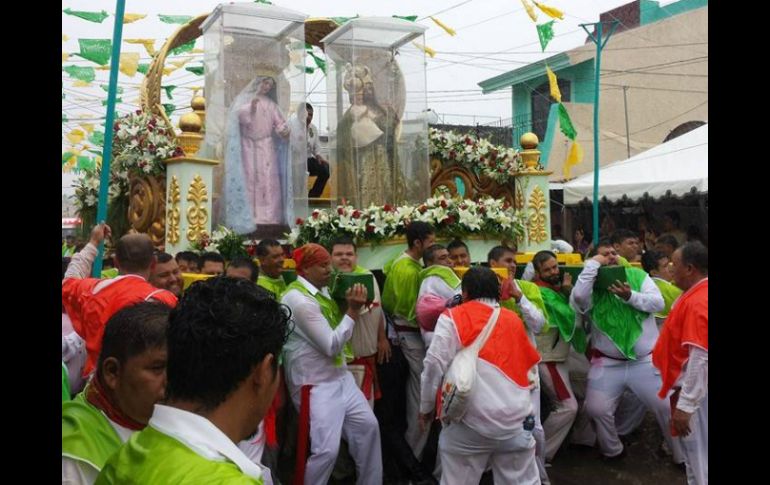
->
xmin=75 ymin=39 xmax=112 ymax=65
xmin=63 ymin=65 xmax=95 ymax=83
xmin=63 ymin=8 xmax=109 ymax=23
xmin=185 ymin=65 xmax=204 ymax=76
xmin=158 ymin=15 xmax=193 ymax=24
xmin=169 ymin=40 xmax=195 ymax=56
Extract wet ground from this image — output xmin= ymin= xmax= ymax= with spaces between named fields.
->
xmin=545 ymin=413 xmax=686 ymax=485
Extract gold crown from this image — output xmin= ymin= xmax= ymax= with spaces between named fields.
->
xmin=254 ymin=63 xmax=282 ymax=78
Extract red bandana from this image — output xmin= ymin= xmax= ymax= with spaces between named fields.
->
xmin=85 ymin=376 xmax=146 ymax=431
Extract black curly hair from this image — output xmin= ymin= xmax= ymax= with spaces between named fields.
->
xmin=165 ymin=276 xmax=292 ymax=411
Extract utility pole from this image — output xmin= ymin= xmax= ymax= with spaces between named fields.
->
xmin=580 ymin=20 xmax=618 ymax=246
xmin=92 ymin=0 xmax=127 ymax=276
xmin=623 ymin=85 xmax=631 ymax=158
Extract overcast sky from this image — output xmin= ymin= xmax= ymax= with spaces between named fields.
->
xmin=62 ymin=0 xmax=683 ymax=194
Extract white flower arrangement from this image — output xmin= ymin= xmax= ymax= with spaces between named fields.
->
xmin=288 ymin=193 xmax=526 ymax=248
xmin=429 ymin=128 xmax=523 ymax=184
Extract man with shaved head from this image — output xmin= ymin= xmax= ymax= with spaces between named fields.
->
xmin=62 ymin=224 xmax=178 ymax=381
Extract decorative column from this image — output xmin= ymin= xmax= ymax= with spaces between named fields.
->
xmin=164 ymin=101 xmax=219 ymax=255
xmin=514 ymin=133 xmax=552 ymax=253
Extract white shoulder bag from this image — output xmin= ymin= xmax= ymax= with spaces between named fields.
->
xmin=440 ymin=306 xmax=501 ymax=423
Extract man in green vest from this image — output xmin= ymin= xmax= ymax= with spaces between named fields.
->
xmin=62 ymin=302 xmax=170 ymax=484
xmin=97 ymin=277 xmax=290 ymax=484
xmin=281 ymin=243 xmax=381 ymax=485
xmin=612 ymin=229 xmax=642 ymax=264
xmin=381 ymin=221 xmax=435 ymax=464
xmin=569 ymin=238 xmax=684 ymax=465
xmin=416 ymin=243 xmax=461 ymax=347
xmin=63 ymin=235 xmax=77 ymax=257
xmin=641 ymin=250 xmax=683 ymax=327
xmin=256 ymin=238 xmax=287 ymax=297
xmin=531 ymin=250 xmax=585 ymax=463
xmin=488 ymin=245 xmax=550 ymax=484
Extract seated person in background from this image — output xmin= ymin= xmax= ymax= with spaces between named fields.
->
xmin=655 ymin=234 xmax=679 ymax=259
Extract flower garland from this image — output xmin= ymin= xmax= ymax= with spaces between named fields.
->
xmin=287 ymin=193 xmax=526 ymax=248
xmin=429 ymin=128 xmax=523 ymax=184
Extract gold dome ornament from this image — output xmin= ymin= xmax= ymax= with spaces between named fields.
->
xmin=191 ymin=95 xmax=206 ymax=128
xmin=519 ymin=132 xmax=541 ymax=171
xmin=177 ymin=112 xmax=203 ymax=155
xmin=179 ymin=112 xmax=203 ymax=133
xmin=191 ymin=96 xmax=205 ymax=111
xmin=520 ymin=132 xmax=539 ymax=150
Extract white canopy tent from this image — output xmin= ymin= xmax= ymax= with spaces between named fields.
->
xmin=563 ymin=124 xmax=708 ymax=205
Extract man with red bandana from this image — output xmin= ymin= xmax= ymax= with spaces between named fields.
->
xmin=281 ymin=243 xmax=382 ymax=485
xmin=653 ymin=242 xmax=708 ymax=485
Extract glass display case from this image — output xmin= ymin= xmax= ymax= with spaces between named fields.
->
xmin=322 ymin=17 xmax=430 ymax=208
xmin=201 ymin=2 xmax=308 ymax=238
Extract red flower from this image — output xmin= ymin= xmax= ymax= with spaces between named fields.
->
xmin=479 ymin=156 xmax=485 ymax=163
xmin=295 ymin=217 xmax=304 ymax=225
xmin=383 ymin=204 xmax=393 ymax=212
xmin=135 ymin=110 xmax=142 ymax=115
xmin=312 ymin=211 xmax=319 ymax=219
xmin=113 ymin=122 xmax=120 ymax=131
xmin=490 ymin=150 xmax=498 ymax=160
xmin=366 ymin=225 xmax=375 ymax=233
xmin=418 ymin=205 xmax=428 ymax=214
xmin=246 ymin=245 xmax=256 ymax=256
xmin=465 ymin=137 xmax=472 ymax=145
xmin=449 ymin=150 xmax=456 ymax=159
xmin=352 ymin=210 xmax=361 ymax=219
xmin=479 ymin=206 xmax=487 ymax=214
xmin=337 ymin=207 xmax=345 ymax=215
xmin=172 ymin=147 xmax=184 ymax=157
xmin=460 ymin=204 xmax=467 ymax=210
xmin=440 ymin=200 xmax=448 ymax=209
xmin=446 ymin=215 xmax=456 ymax=224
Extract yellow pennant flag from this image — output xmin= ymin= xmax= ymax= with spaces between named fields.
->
xmin=80 ymin=123 xmax=94 ymax=133
xmin=546 ymin=65 xmax=561 ymax=103
xmin=533 ymin=2 xmax=565 ymax=20
xmin=62 ymin=52 xmax=70 ymax=63
xmin=430 ymin=16 xmax=456 ymax=36
xmin=189 ymin=87 xmax=202 ymax=97
xmin=62 ymin=34 xmax=69 ymax=42
xmin=163 ymin=66 xmax=178 ymax=76
xmin=66 ymin=129 xmax=85 ymax=145
xmin=170 ymin=58 xmax=192 ymax=69
xmin=563 ymin=141 xmax=584 ymax=179
xmin=72 ymin=80 xmax=92 ymax=87
xmin=412 ymin=41 xmax=436 ymax=58
xmin=521 ymin=0 xmax=538 ymax=22
xmin=120 ymin=52 xmax=140 ymax=77
xmin=125 ymin=38 xmax=156 ymax=57
xmin=191 ymin=48 xmax=205 ymax=54
xmin=123 ymin=13 xmax=147 ymax=24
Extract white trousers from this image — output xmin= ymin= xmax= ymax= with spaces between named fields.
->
xmin=615 ymin=389 xmax=647 ymax=435
xmin=530 ymin=384 xmax=550 ymax=484
xmin=439 ymin=421 xmax=539 ymax=485
xmin=399 ymin=330 xmax=431 ymax=460
xmin=538 ymin=362 xmax=579 ymax=461
xmin=295 ymin=373 xmax=382 ymax=485
xmin=679 ymin=393 xmax=708 ymax=485
xmin=583 ymin=355 xmax=684 ymax=463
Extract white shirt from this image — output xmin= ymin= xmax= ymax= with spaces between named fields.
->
xmin=62 ymin=412 xmax=133 ymax=485
xmin=420 ymin=298 xmax=535 ymax=440
xmin=570 ymin=259 xmax=664 ymax=359
xmin=281 ymin=276 xmax=355 ymax=393
xmin=307 ymin=122 xmax=321 ymax=158
xmin=62 ymin=314 xmax=87 ymax=394
xmin=418 ymin=274 xmax=461 ymax=302
xmin=150 ymin=404 xmax=272 ymax=484
xmin=350 ymin=278 xmax=385 ymax=358
xmin=674 ymin=346 xmax=708 ymax=413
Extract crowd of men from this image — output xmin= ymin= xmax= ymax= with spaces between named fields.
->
xmin=62 ymin=221 xmax=708 ymax=485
